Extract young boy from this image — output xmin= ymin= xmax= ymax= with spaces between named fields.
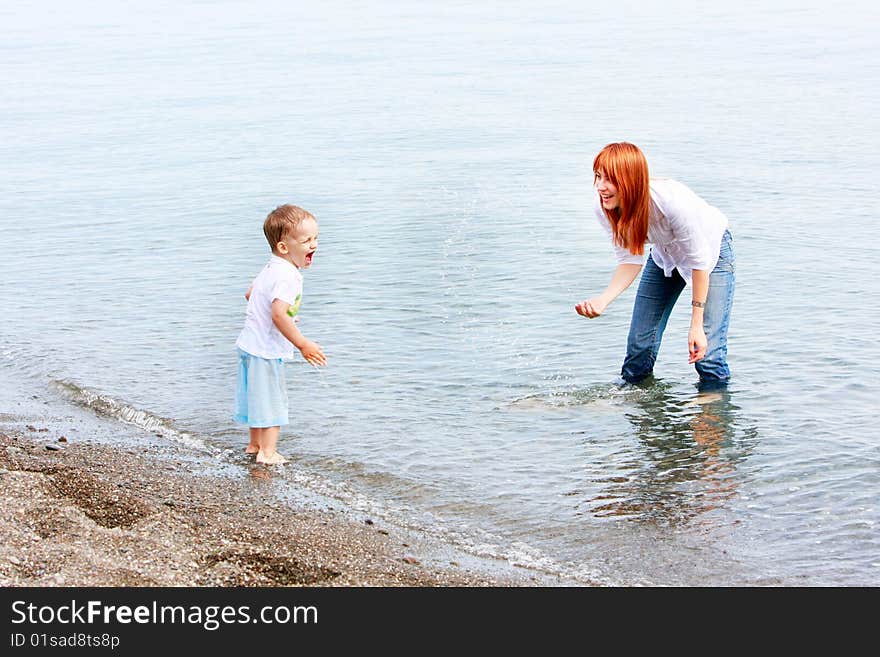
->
xmin=234 ymin=204 xmax=326 ymax=465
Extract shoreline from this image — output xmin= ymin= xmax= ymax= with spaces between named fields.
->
xmin=0 ymin=416 xmax=572 ymax=587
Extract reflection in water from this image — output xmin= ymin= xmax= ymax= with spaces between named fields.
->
xmin=249 ymin=465 xmax=273 ymax=482
xmin=586 ymin=382 xmax=757 ymax=526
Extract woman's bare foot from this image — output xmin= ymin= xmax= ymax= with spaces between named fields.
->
xmin=695 ymin=391 xmax=723 ymax=405
xmin=245 ymin=445 xmax=259 ymax=455
xmin=256 ymin=450 xmax=288 ymax=465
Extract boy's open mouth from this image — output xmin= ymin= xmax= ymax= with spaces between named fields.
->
xmin=305 ymin=250 xmax=315 ymax=265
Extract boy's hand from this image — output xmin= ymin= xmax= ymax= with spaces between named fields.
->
xmin=298 ymin=340 xmax=327 ymax=367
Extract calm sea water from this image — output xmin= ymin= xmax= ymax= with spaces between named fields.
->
xmin=2 ymin=0 xmax=878 ymax=585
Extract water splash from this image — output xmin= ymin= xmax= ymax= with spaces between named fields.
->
xmin=507 ymin=380 xmax=661 ymax=411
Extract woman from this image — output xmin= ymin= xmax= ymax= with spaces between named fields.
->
xmin=575 ymin=142 xmax=735 ymax=389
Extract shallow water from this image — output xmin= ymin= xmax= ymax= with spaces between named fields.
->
xmin=2 ymin=0 xmax=878 ymax=584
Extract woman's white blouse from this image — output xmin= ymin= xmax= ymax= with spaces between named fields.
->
xmin=594 ymin=178 xmax=729 ymax=285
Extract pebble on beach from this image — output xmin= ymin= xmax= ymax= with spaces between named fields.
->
xmin=0 ymin=431 xmax=527 ymax=588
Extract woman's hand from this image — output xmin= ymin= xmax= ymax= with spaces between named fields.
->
xmin=688 ymin=326 xmax=708 ymax=363
xmin=575 ymin=265 xmax=641 ymax=320
xmin=575 ymin=297 xmax=608 ymax=319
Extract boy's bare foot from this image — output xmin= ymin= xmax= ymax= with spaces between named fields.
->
xmin=245 ymin=445 xmax=259 ymax=455
xmin=256 ymin=450 xmax=288 ymax=465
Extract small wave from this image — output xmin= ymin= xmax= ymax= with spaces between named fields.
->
xmin=49 ymin=379 xmax=209 ymax=451
xmin=266 ymin=458 xmax=602 ymax=583
xmin=33 ymin=373 xmax=600 ymax=584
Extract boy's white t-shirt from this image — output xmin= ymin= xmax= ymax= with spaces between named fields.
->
xmin=594 ymin=178 xmax=730 ymax=285
xmin=236 ymin=255 xmax=303 ymax=360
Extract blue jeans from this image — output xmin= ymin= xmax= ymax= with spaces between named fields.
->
xmin=621 ymin=230 xmax=735 ymax=387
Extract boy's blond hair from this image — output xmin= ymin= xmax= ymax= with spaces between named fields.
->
xmin=263 ymin=204 xmax=316 ymax=251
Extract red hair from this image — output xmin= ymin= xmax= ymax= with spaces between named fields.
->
xmin=593 ymin=142 xmax=651 ymax=255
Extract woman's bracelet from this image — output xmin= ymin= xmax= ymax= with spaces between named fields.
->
xmin=691 ymin=300 xmax=706 ymax=308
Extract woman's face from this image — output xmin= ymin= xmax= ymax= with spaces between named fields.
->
xmin=594 ymin=169 xmax=619 ymax=210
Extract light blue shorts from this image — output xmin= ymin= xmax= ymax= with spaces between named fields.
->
xmin=233 ymin=348 xmax=289 ymax=428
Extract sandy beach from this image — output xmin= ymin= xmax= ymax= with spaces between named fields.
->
xmin=0 ymin=421 xmax=559 ymax=588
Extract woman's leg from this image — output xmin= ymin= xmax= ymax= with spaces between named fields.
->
xmin=622 ymin=254 xmax=685 ymax=383
xmin=695 ymin=230 xmax=736 ymax=388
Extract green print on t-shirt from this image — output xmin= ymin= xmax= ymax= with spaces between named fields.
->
xmin=286 ymin=294 xmax=301 ymax=318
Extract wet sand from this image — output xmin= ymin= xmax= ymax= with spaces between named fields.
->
xmin=0 ymin=425 xmax=558 ymax=587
